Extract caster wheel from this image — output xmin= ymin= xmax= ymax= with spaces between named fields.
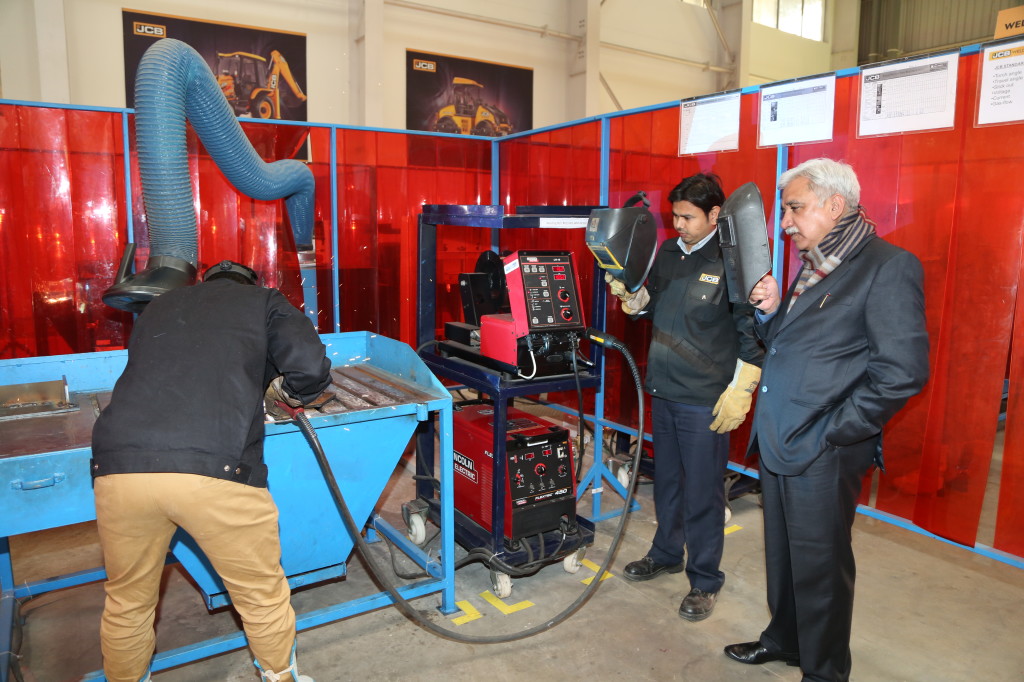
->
xmin=616 ymin=463 xmax=633 ymax=490
xmin=490 ymin=570 xmax=512 ymax=598
xmin=724 ymin=504 xmax=733 ymax=525
xmin=563 ymin=549 xmax=584 ymax=574
xmin=407 ymin=513 xmax=426 ymax=545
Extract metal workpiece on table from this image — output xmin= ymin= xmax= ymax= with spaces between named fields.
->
xmin=315 ymin=364 xmax=439 ymax=415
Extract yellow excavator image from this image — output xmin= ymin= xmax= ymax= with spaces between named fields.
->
xmin=216 ymin=50 xmax=307 ymax=119
xmin=433 ymin=78 xmax=513 ymax=136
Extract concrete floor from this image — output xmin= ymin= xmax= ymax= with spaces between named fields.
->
xmin=8 ymin=424 xmax=1024 ymax=682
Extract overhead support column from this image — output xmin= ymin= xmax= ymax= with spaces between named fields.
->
xmin=568 ymin=0 xmax=601 ymax=119
xmin=352 ymin=0 xmax=385 ymax=126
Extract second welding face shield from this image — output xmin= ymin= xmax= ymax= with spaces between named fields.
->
xmin=717 ymin=182 xmax=771 ymax=303
xmin=585 ymin=191 xmax=658 ymax=294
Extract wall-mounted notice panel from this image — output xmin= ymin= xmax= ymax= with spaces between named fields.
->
xmin=978 ymin=38 xmax=1024 ymax=126
xmin=857 ymin=52 xmax=959 ymax=137
xmin=757 ymin=73 xmax=836 ymax=147
xmin=678 ymin=90 xmax=741 ymax=155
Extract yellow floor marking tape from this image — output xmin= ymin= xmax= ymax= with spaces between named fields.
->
xmin=725 ymin=524 xmax=742 ymax=535
xmin=580 ymin=558 xmax=614 ymax=585
xmin=451 ymin=600 xmax=484 ymax=625
xmin=480 ymin=590 xmax=534 ymax=614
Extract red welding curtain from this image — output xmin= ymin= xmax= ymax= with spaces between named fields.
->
xmin=788 ymin=53 xmax=1024 ymax=550
xmin=0 ymin=105 xmax=132 ymax=357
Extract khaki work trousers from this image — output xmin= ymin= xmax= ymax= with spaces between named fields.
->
xmin=94 ymin=473 xmax=297 ymax=682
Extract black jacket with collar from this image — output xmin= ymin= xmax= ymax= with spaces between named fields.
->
xmin=90 ymin=278 xmax=332 ymax=487
xmin=749 ymin=234 xmax=930 ymax=475
xmin=634 ymin=231 xmax=763 ymax=406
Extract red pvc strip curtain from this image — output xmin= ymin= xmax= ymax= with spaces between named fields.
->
xmin=193 ymin=121 xmax=310 ymax=308
xmin=604 ymin=100 xmax=778 ymax=464
xmin=0 ymin=105 xmax=131 ymax=359
xmin=0 ymin=108 xmax=490 ymax=359
xmin=332 ymin=129 xmax=491 ymax=344
xmin=788 ymin=52 xmax=1024 ymax=548
xmin=497 ymin=122 xmax=603 ymax=408
xmin=998 ymin=249 xmax=1024 ymax=556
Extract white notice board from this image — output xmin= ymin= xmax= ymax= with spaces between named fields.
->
xmin=758 ymin=74 xmax=836 ymax=147
xmin=678 ymin=91 xmax=741 ymax=155
xmin=858 ymin=53 xmax=959 ymax=137
xmin=978 ymin=39 xmax=1024 ymax=126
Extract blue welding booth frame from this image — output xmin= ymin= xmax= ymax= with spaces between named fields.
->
xmin=0 ymin=331 xmax=456 ymax=681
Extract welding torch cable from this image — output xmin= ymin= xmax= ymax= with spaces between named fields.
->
xmin=284 ymin=333 xmax=645 ymax=644
xmin=570 ymin=334 xmax=586 ymax=480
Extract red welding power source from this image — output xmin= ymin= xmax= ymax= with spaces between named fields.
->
xmin=453 ymin=403 xmax=576 ymax=542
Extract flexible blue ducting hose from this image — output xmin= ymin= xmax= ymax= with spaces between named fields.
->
xmin=104 ymin=38 xmax=314 ymax=312
xmin=136 ymin=38 xmax=314 ymax=258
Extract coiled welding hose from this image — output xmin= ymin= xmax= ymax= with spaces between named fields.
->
xmin=285 ymin=327 xmax=643 ymax=643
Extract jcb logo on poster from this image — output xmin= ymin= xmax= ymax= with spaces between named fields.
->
xmin=413 ymin=59 xmax=436 ymax=72
xmin=133 ymin=22 xmax=166 ymax=38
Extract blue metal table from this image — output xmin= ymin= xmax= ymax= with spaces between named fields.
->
xmin=0 ymin=331 xmax=455 ymax=681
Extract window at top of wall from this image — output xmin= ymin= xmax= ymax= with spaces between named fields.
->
xmin=753 ymin=0 xmax=824 ymax=42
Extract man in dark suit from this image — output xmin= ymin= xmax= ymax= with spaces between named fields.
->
xmin=723 ymin=158 xmax=929 ymax=681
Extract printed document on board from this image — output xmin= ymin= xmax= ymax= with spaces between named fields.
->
xmin=758 ymin=74 xmax=836 ymax=147
xmin=858 ymin=52 xmax=959 ymax=136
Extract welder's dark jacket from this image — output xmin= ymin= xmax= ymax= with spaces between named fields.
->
xmin=91 ymin=278 xmax=332 ymax=487
xmin=633 ymin=232 xmax=763 ymax=406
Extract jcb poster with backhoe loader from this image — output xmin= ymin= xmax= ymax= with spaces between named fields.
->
xmin=122 ymin=10 xmax=309 ymax=122
xmin=406 ymin=50 xmax=532 ymax=137
xmin=216 ymin=50 xmax=307 ymax=119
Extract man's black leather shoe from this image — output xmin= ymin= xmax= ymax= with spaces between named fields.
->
xmin=622 ymin=556 xmax=684 ymax=582
xmin=678 ymin=588 xmax=717 ymax=621
xmin=723 ymin=642 xmax=800 ymax=667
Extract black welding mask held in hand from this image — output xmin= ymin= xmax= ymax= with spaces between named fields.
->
xmin=717 ymin=182 xmax=771 ymax=303
xmin=585 ymin=191 xmax=658 ymax=294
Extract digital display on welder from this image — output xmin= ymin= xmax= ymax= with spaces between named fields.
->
xmin=510 ymin=251 xmax=585 ymax=331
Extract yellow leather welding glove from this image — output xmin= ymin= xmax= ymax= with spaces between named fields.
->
xmin=605 ymin=272 xmax=650 ymax=315
xmin=710 ymin=359 xmax=761 ymax=434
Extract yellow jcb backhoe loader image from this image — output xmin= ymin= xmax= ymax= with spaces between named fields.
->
xmin=216 ymin=50 xmax=307 ymax=119
xmin=433 ymin=78 xmax=513 ymax=136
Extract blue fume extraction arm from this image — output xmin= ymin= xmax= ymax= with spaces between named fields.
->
xmin=103 ymin=38 xmax=315 ymax=312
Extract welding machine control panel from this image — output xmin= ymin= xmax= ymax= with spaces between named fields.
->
xmin=506 ymin=251 xmax=585 ymax=332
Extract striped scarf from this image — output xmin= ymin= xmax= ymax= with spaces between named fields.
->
xmin=787 ymin=207 xmax=876 ymax=313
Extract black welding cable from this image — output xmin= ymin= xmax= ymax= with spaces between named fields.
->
xmin=289 ymin=332 xmax=645 ymax=644
xmin=570 ymin=335 xmax=586 ymax=480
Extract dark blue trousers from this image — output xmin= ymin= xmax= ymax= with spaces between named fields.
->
xmin=647 ymin=396 xmax=729 ymax=593
xmin=758 ymin=440 xmax=875 ymax=682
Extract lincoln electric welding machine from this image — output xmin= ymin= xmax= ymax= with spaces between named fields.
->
xmin=453 ymin=403 xmax=577 ymax=542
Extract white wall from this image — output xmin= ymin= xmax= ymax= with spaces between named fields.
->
xmin=597 ymin=0 xmax=726 ymax=110
xmin=738 ymin=0 xmax=860 ymax=87
xmin=0 ymin=0 xmax=858 ymax=129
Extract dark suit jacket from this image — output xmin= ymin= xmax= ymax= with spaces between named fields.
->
xmin=749 ymin=233 xmax=930 ymax=476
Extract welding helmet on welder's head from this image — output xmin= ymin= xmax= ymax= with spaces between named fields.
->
xmin=202 ymin=260 xmax=259 ymax=286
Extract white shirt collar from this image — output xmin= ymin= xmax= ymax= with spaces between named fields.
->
xmin=678 ymin=227 xmax=717 ymax=255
